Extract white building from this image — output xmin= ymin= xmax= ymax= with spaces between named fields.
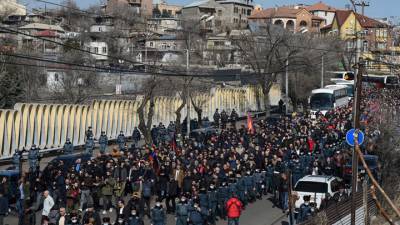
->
xmin=305 ymin=2 xmax=337 ymax=25
xmin=0 ymin=0 xmax=26 ymax=17
xmin=85 ymin=41 xmax=108 ymax=61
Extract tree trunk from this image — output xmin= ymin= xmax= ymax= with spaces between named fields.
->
xmin=138 ymin=96 xmax=154 ymax=145
xmin=175 ymin=100 xmax=186 ymax=135
xmin=190 ymin=97 xmax=203 ymax=127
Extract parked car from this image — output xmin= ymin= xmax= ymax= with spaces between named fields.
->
xmin=343 ymin=155 xmax=379 ymax=183
xmin=294 ymin=175 xmax=343 ymax=209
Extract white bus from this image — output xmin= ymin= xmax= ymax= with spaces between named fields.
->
xmin=326 ymin=82 xmax=354 ymax=99
xmin=309 ymin=85 xmax=349 ymax=117
xmin=362 ymin=74 xmax=399 ymax=88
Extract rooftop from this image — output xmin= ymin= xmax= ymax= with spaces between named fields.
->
xmin=305 ymin=1 xmax=337 ymax=12
xmin=249 ymin=6 xmax=324 ymax=20
xmin=19 ymin=23 xmax=65 ymax=32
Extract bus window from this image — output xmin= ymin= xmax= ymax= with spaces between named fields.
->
xmin=386 ymin=76 xmax=399 ymax=85
xmin=310 ymin=93 xmax=333 ymax=110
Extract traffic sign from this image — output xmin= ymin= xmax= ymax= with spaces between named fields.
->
xmin=346 ymin=129 xmax=365 ymax=146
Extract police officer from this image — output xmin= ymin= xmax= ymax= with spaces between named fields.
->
xmin=85 ymin=126 xmax=93 ymax=140
xmin=297 ymin=195 xmax=312 ymax=223
xmin=85 ymin=136 xmax=95 ymax=156
xmin=117 ymin=131 xmax=126 ymax=152
xmin=208 ymin=184 xmax=218 ymax=225
xmin=254 ymin=169 xmax=263 ymax=199
xmin=291 ymin=156 xmax=303 ymax=186
xmin=235 ymin=173 xmax=246 ymax=205
xmin=28 ymin=144 xmax=39 ymax=173
xmin=198 ymin=187 xmax=209 ymax=213
xmin=151 ymin=201 xmax=166 ymax=225
xmin=265 ymin=163 xmax=274 ymax=195
xmin=63 ymin=138 xmax=73 ymax=155
xmin=99 ymin=131 xmax=108 ymax=154
xmin=128 ymin=209 xmax=144 ymax=225
xmin=175 ymin=196 xmax=189 ymax=225
xmin=188 ymin=203 xmax=205 ymax=225
xmin=12 ymin=149 xmax=22 ymax=171
xmin=217 ymin=181 xmax=229 ymax=220
xmin=213 ymin=109 xmax=220 ymax=128
xmin=243 ymin=170 xmax=255 ymax=204
xmin=132 ymin=127 xmax=141 ymax=147
xmin=230 ymin=109 xmax=239 ymax=126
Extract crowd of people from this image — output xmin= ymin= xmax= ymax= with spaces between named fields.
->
xmin=1 ymin=87 xmax=390 ymax=225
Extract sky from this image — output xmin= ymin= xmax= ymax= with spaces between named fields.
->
xmin=20 ymin=0 xmax=400 ymax=19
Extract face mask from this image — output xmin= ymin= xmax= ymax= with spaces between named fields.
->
xmin=71 ymin=219 xmax=78 ymax=223
xmin=156 ymin=202 xmax=161 ymax=207
xmin=118 ymin=219 xmax=124 ymax=223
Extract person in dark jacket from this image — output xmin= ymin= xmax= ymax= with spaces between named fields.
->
xmin=63 ymin=138 xmax=74 ymax=155
xmin=82 ymin=204 xmax=101 ymax=225
xmin=128 ymin=209 xmax=144 ymax=225
xmin=188 ymin=203 xmax=205 ymax=225
xmin=116 ymin=199 xmax=130 ymax=223
xmin=132 ymin=127 xmax=141 ymax=147
xmin=166 ymin=176 xmax=178 ymax=214
xmin=151 ymin=201 xmax=166 ymax=225
xmin=0 ymin=192 xmax=9 ymax=225
xmin=117 ymin=131 xmax=126 ymax=152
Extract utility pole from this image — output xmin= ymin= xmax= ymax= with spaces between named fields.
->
xmin=321 ymin=55 xmax=324 ymax=88
xmin=355 ymin=1 xmax=370 ymax=16
xmin=285 ymin=56 xmax=289 ymax=115
xmin=186 ymin=34 xmax=191 ymax=137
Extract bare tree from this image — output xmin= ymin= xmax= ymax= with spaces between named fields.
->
xmin=49 ymin=51 xmax=98 ymax=104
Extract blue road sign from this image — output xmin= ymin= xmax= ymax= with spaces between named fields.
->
xmin=346 ymin=129 xmax=365 ymax=146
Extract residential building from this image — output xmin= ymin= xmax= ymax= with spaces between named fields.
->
xmin=305 ymin=1 xmax=337 ymax=25
xmin=322 ymin=10 xmax=393 ymax=72
xmin=84 ymin=16 xmax=115 ymax=63
xmin=181 ymin=0 xmax=253 ymax=33
xmin=0 ymin=0 xmax=26 ymax=17
xmin=147 ymin=17 xmax=180 ymax=35
xmin=153 ymin=0 xmax=182 ymax=18
xmin=104 ymin=0 xmax=153 ymax=17
xmin=145 ymin=34 xmax=184 ymax=50
xmin=248 ymin=6 xmax=325 ymax=33
xmin=18 ymin=23 xmax=65 ymax=55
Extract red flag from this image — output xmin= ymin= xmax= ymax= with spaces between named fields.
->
xmin=247 ymin=112 xmax=254 ymax=134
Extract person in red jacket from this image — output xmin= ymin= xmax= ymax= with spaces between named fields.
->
xmin=226 ymin=193 xmax=243 ymax=225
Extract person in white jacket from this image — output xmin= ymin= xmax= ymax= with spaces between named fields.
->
xmin=42 ymin=190 xmax=55 ymax=223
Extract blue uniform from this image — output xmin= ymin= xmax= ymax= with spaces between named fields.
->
xmin=297 ymin=203 xmax=312 ymax=223
xmin=175 ymin=202 xmax=189 ymax=225
xmin=99 ymin=134 xmax=108 ymax=154
xmin=208 ymin=189 xmax=218 ymax=224
xmin=217 ymin=185 xmax=229 ymax=219
xmin=291 ymin=161 xmax=303 ymax=185
xmin=85 ymin=138 xmax=94 ymax=155
xmin=28 ymin=147 xmax=39 ymax=172
xmin=243 ymin=174 xmax=255 ymax=203
xmin=188 ymin=208 xmax=205 ymax=225
xmin=117 ymin=134 xmax=126 ymax=151
xmin=63 ymin=141 xmax=73 ymax=155
xmin=151 ymin=206 xmax=166 ymax=225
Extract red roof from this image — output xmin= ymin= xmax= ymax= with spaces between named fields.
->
xmin=334 ymin=10 xmax=388 ymax=28
xmin=36 ymin=30 xmax=58 ymax=37
xmin=306 ymin=1 xmax=337 ymax=12
xmin=249 ymin=7 xmax=324 ymax=20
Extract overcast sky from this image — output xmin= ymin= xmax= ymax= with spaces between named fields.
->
xmin=21 ymin=0 xmax=399 ymax=18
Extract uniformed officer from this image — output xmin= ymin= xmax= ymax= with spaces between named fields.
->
xmin=297 ymin=195 xmax=312 ymax=223
xmin=63 ymin=138 xmax=74 ymax=155
xmin=208 ymin=184 xmax=218 ymax=225
xmin=213 ymin=109 xmax=220 ymax=127
xmin=188 ymin=203 xmax=205 ymax=225
xmin=151 ymin=201 xmax=166 ymax=225
xmin=117 ymin=131 xmax=126 ymax=152
xmin=85 ymin=126 xmax=93 ymax=140
xmin=99 ymin=131 xmax=108 ymax=154
xmin=28 ymin=144 xmax=39 ymax=172
xmin=217 ymin=181 xmax=229 ymax=220
xmin=228 ymin=177 xmax=237 ymax=199
xmin=253 ymin=169 xmax=263 ymax=199
xmin=12 ymin=149 xmax=22 ymax=171
xmin=198 ymin=187 xmax=209 ymax=220
xmin=175 ymin=196 xmax=189 ymax=225
xmin=291 ymin=156 xmax=303 ymax=185
xmin=85 ymin=136 xmax=95 ymax=156
xmin=265 ymin=163 xmax=274 ymax=195
xmin=243 ymin=170 xmax=255 ymax=204
xmin=128 ymin=209 xmax=144 ymax=225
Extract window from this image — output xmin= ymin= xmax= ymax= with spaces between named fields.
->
xmin=363 ymin=41 xmax=368 ymax=52
xmin=325 ymin=11 xmax=328 ymax=16
xmin=383 ymin=29 xmax=388 ymax=38
xmin=242 ymin=8 xmax=245 ymax=14
xmin=215 ymin=20 xmax=222 ymax=27
xmin=102 ymin=47 xmax=107 ymax=54
xmin=218 ymin=10 xmax=222 ymax=16
xmin=300 ymin=20 xmax=307 ymax=27
xmin=294 ymin=181 xmax=328 ymax=193
xmin=234 ymin=7 xmax=238 ymax=14
xmin=150 ymin=42 xmax=154 ymax=47
xmin=247 ymin=9 xmax=252 ymax=16
xmin=94 ymin=47 xmax=98 ymax=53
xmin=330 ymin=179 xmax=339 ymax=192
xmin=99 ymin=27 xmax=102 ymax=32
xmin=54 ymin=73 xmax=59 ymax=82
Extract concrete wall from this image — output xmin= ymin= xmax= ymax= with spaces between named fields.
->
xmin=0 ymin=86 xmax=263 ymax=158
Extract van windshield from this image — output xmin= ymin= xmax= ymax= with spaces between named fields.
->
xmin=310 ymin=93 xmax=333 ymax=110
xmin=295 ymin=181 xmax=328 ymax=193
